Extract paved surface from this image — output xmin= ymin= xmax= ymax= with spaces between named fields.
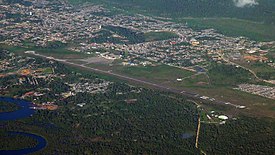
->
xmin=28 ymin=51 xmax=244 ymax=108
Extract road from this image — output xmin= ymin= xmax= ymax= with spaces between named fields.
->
xmin=27 ymin=51 xmax=244 ymax=108
xmin=195 ymin=116 xmax=201 ymax=149
xmin=220 ymin=54 xmax=275 ymax=85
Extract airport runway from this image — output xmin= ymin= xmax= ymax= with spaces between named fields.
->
xmin=28 ymin=51 xmax=243 ymax=108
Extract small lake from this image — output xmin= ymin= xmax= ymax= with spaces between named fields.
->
xmin=0 ymin=97 xmax=47 ymax=154
xmin=0 ymin=97 xmax=35 ymax=121
xmin=181 ymin=133 xmax=194 ymax=139
xmin=194 ymin=66 xmax=206 ymax=73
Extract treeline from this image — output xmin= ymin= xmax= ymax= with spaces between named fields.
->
xmin=208 ymin=63 xmax=254 ymax=86
xmin=0 ymin=50 xmax=200 ymax=154
xmin=32 ymin=81 xmax=200 ymax=154
xmin=91 ymin=26 xmax=145 ymax=44
xmin=0 ymin=132 xmax=38 ymax=150
xmin=200 ymin=117 xmax=275 ymax=154
xmin=3 ymin=0 xmax=32 ymax=6
xmin=77 ymin=0 xmax=275 ymax=24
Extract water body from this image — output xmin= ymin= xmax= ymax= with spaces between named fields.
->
xmin=181 ymin=133 xmax=194 ymax=139
xmin=194 ymin=66 xmax=206 ymax=73
xmin=0 ymin=132 xmax=47 ymax=155
xmin=0 ymin=97 xmax=47 ymax=154
xmin=0 ymin=97 xmax=35 ymax=121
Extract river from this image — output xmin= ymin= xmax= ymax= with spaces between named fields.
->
xmin=0 ymin=97 xmax=35 ymax=121
xmin=0 ymin=97 xmax=47 ymax=154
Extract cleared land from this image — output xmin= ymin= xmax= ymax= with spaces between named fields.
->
xmin=194 ymin=87 xmax=275 ymax=118
xmin=3 ymin=45 xmax=274 ymax=118
xmin=83 ymin=60 xmax=275 ymax=118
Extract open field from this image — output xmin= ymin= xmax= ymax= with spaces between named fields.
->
xmin=75 ymin=57 xmax=114 ymax=65
xmin=207 ymin=63 xmax=257 ymax=86
xmin=249 ymin=63 xmax=274 ymax=80
xmin=83 ymin=61 xmax=275 ymax=118
xmin=87 ymin=63 xmax=195 ymax=84
xmin=114 ymin=65 xmax=193 ymax=83
xmin=66 ymin=56 xmax=275 ymax=118
xmin=3 ymin=45 xmax=274 ymax=118
xmin=232 ymin=61 xmax=275 ymax=81
xmin=194 ymin=87 xmax=275 ymax=118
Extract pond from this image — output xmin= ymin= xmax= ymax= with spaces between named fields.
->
xmin=181 ymin=133 xmax=194 ymax=139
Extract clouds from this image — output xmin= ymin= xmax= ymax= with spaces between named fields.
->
xmin=233 ymin=0 xmax=259 ymax=7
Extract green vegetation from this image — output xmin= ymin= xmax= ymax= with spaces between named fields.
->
xmin=250 ymin=62 xmax=275 ymax=80
xmin=0 ymin=132 xmax=38 ymax=150
xmin=91 ymin=29 xmax=123 ymax=44
xmin=175 ymin=74 xmax=209 ymax=88
xmin=0 ymin=102 xmax=19 ymax=113
xmin=37 ymin=87 xmax=198 ymax=154
xmin=1 ymin=51 xmax=200 ymax=153
xmin=91 ymin=26 xmax=145 ymax=44
xmin=91 ymin=27 xmax=179 ymax=44
xmin=68 ymin=0 xmax=275 ymax=24
xmin=1 ymin=50 xmax=275 ymax=154
xmin=90 ymin=63 xmax=194 ymax=84
xmin=194 ymin=86 xmax=275 ymax=117
xmin=144 ymin=31 xmax=178 ymax=42
xmin=208 ymin=63 xmax=254 ymax=86
xmin=42 ymin=67 xmax=54 ymax=74
xmin=105 ymin=25 xmax=145 ymax=44
xmin=0 ymin=50 xmax=198 ymax=154
xmin=68 ymin=0 xmax=94 ymax=5
xmin=177 ymin=18 xmax=275 ymax=41
xmin=267 ymin=49 xmax=275 ymax=61
xmin=85 ymin=61 xmax=275 ymax=117
xmin=68 ymin=0 xmax=275 ymax=41
xmin=46 ymin=41 xmax=67 ymax=49
xmin=1 ymin=44 xmax=92 ymax=59
xmin=200 ymin=117 xmax=275 ymax=154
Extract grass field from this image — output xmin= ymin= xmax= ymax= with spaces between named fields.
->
xmin=88 ymin=63 xmax=194 ymax=83
xmin=83 ymin=60 xmax=275 ymax=118
xmin=231 ymin=58 xmax=275 ymax=81
xmin=208 ymin=63 xmax=256 ymax=86
xmin=116 ymin=65 xmax=193 ymax=81
xmin=249 ymin=63 xmax=275 ymax=80
xmin=176 ymin=18 xmax=275 ymax=41
xmin=194 ymin=87 xmax=275 ymax=118
xmin=42 ymin=67 xmax=54 ymax=74
xmin=3 ymin=44 xmax=274 ymax=117
xmin=113 ymin=63 xmax=274 ymax=117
